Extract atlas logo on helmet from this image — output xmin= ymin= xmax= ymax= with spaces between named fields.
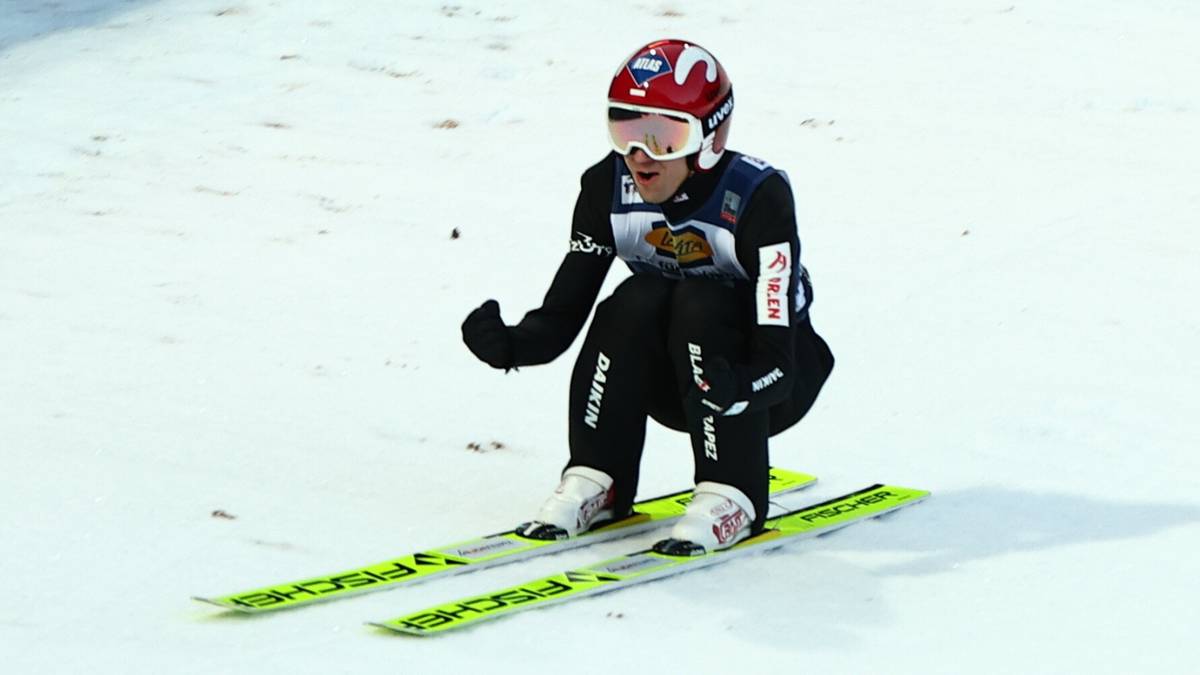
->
xmin=626 ymin=52 xmax=673 ymax=87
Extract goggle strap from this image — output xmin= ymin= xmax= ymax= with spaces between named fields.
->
xmin=700 ymin=89 xmax=735 ymax=136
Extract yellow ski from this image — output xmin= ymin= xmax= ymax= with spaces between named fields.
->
xmin=194 ymin=467 xmax=816 ymax=613
xmin=371 ymin=483 xmax=929 ymax=636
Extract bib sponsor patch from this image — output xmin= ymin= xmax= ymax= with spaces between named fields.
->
xmin=720 ymin=190 xmax=741 ymax=224
xmin=619 ymin=174 xmax=644 ymax=205
xmin=645 ymin=224 xmax=714 ymax=267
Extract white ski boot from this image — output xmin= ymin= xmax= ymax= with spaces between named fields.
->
xmin=654 ymin=482 xmax=756 ymax=556
xmin=517 ymin=466 xmax=616 ymax=540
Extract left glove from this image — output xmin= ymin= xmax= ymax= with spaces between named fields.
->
xmin=462 ymin=299 xmax=515 ymax=370
xmin=686 ymin=356 xmax=739 ymax=417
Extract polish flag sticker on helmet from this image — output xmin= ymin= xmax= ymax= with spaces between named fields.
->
xmin=626 ymin=50 xmax=673 ymax=87
xmin=756 ymin=243 xmax=791 ymax=326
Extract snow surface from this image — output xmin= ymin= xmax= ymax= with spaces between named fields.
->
xmin=2 ymin=0 xmax=1199 ymax=672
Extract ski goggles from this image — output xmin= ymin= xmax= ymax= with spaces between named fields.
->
xmin=607 ymin=103 xmax=704 ymax=161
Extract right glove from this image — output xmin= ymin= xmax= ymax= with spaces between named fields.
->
xmin=462 ymin=299 xmax=514 ymax=370
xmin=685 ymin=356 xmax=740 ymax=419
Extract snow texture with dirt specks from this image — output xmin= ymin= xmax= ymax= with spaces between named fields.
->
xmin=1 ymin=1 xmax=1198 ymax=673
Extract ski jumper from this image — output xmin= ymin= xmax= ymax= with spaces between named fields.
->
xmin=508 ymin=151 xmax=834 ymax=529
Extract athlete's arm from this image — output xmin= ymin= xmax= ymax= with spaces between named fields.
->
xmin=509 ymin=159 xmax=617 ymax=367
xmin=730 ymin=174 xmax=808 ymax=411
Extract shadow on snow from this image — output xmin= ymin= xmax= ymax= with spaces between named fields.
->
xmin=649 ymin=487 xmax=1200 ymax=650
xmin=820 ymin=486 xmax=1200 ymax=576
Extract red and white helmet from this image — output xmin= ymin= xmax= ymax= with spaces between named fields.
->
xmin=607 ymin=39 xmax=734 ymax=171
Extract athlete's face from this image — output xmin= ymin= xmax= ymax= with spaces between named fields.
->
xmin=623 ymin=149 xmax=691 ymax=204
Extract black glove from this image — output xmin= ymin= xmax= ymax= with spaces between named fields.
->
xmin=686 ymin=356 xmax=739 ymax=417
xmin=462 ymin=300 xmax=514 ymax=370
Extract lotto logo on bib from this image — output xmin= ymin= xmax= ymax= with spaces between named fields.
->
xmin=756 ymin=243 xmax=791 ymax=326
xmin=645 ymin=224 xmax=714 ymax=268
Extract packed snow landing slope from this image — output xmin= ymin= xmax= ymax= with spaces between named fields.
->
xmin=1 ymin=1 xmax=1198 ymax=673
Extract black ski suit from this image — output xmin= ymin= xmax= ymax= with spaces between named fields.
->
xmin=483 ymin=150 xmax=833 ymax=530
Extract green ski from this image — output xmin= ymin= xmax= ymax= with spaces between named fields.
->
xmin=194 ymin=467 xmax=816 ymax=613
xmin=370 ymin=483 xmax=929 ymax=636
